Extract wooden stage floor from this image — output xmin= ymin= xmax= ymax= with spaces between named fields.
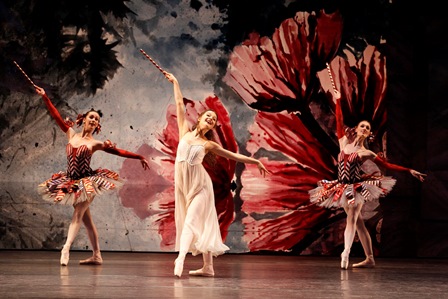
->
xmin=1 ymin=250 xmax=447 ymax=298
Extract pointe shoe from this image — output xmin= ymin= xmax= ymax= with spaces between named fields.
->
xmin=174 ymin=258 xmax=184 ymax=278
xmin=60 ymin=247 xmax=70 ymax=266
xmin=79 ymin=256 xmax=103 ymax=265
xmin=189 ymin=268 xmax=215 ymax=277
xmin=353 ymin=257 xmax=375 ymax=268
xmin=340 ymin=253 xmax=349 ymax=270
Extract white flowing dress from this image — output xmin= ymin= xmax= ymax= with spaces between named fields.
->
xmin=174 ymin=137 xmax=230 ymax=257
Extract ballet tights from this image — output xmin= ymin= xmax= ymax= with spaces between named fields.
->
xmin=341 ymin=203 xmax=363 ymax=268
xmin=174 ymin=197 xmax=204 ymax=277
xmin=342 ymin=202 xmax=376 ymax=268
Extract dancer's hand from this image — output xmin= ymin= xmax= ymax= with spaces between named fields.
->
xmin=35 ymin=86 xmax=45 ymax=96
xmin=410 ymin=169 xmax=426 ymax=182
xmin=333 ymin=89 xmax=341 ymax=100
xmin=164 ymin=72 xmax=177 ymax=84
xmin=257 ymin=160 xmax=271 ymax=177
xmin=141 ymin=158 xmax=150 ymax=170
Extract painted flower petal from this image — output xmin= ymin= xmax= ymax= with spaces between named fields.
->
xmin=224 ymin=10 xmax=343 ymax=112
xmin=328 ymin=47 xmax=388 ymax=139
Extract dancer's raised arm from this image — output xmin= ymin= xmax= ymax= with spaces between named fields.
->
xmin=334 ymin=91 xmax=348 ymax=149
xmin=164 ymin=72 xmax=189 ymax=138
xmin=35 ymin=86 xmax=72 ymax=135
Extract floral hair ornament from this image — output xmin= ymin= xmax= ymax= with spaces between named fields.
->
xmin=367 ymin=132 xmax=375 ymax=144
xmin=74 ymin=114 xmax=83 ymax=126
xmin=93 ymin=123 xmax=102 ymax=135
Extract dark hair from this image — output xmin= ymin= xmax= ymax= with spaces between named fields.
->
xmin=85 ymin=108 xmax=103 ymax=118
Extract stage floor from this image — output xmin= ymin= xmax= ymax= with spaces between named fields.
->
xmin=1 ymin=250 xmax=447 ymax=298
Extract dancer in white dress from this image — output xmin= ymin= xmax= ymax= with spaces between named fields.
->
xmin=164 ymin=72 xmax=270 ymax=278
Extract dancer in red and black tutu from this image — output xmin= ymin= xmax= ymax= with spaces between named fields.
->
xmin=309 ymin=90 xmax=426 ymax=269
xmin=34 ymin=86 xmax=149 ymax=266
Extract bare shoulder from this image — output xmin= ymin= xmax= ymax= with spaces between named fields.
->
xmin=91 ymin=139 xmax=106 ymax=151
xmin=358 ymin=149 xmax=376 ymax=160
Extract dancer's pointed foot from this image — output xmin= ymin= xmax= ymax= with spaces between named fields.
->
xmin=79 ymin=255 xmax=103 ymax=265
xmin=189 ymin=267 xmax=214 ymax=277
xmin=353 ymin=256 xmax=375 ymax=268
xmin=174 ymin=258 xmax=184 ymax=278
xmin=340 ymin=251 xmax=349 ymax=270
xmin=60 ymin=246 xmax=70 ymax=266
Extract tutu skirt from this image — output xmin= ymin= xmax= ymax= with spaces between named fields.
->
xmin=309 ymin=175 xmax=396 ymax=208
xmin=38 ymin=168 xmax=123 ymax=205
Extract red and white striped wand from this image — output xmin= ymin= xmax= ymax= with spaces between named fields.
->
xmin=326 ymin=62 xmax=337 ymax=92
xmin=13 ymin=61 xmax=37 ymax=87
xmin=139 ymin=49 xmax=166 ymax=75
xmin=326 ymin=62 xmax=340 ymax=99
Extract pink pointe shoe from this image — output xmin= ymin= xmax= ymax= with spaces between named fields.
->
xmin=174 ymin=258 xmax=184 ymax=278
xmin=353 ymin=255 xmax=375 ymax=268
xmin=340 ymin=251 xmax=349 ymax=270
xmin=79 ymin=256 xmax=103 ymax=265
xmin=189 ymin=267 xmax=215 ymax=277
xmin=60 ymin=247 xmax=70 ymax=266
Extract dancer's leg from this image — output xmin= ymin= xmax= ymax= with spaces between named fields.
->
xmin=174 ymin=224 xmax=194 ymax=277
xmin=352 ymin=214 xmax=375 ymax=268
xmin=341 ymin=203 xmax=363 ymax=269
xmin=202 ymin=251 xmax=214 ymax=274
xmin=60 ymin=200 xmax=91 ymax=266
xmin=79 ymin=206 xmax=103 ymax=265
xmin=189 ymin=251 xmax=215 ymax=277
xmin=174 ymin=197 xmax=203 ymax=277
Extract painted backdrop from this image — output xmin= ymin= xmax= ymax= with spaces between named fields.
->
xmin=0 ymin=0 xmax=446 ymax=257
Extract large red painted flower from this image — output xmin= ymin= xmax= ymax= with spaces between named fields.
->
xmin=223 ymin=10 xmax=343 ymax=113
xmin=119 ymin=96 xmax=238 ymax=250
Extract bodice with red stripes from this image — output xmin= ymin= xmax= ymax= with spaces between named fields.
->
xmin=65 ymin=143 xmax=94 ymax=180
xmin=337 ymin=151 xmax=362 ymax=184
